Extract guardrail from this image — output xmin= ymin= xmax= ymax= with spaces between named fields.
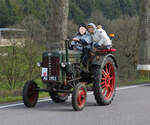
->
xmin=137 ymin=64 xmax=150 ymax=79
xmin=0 ymin=38 xmax=25 ymax=47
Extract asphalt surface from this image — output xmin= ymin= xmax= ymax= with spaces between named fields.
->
xmin=0 ymin=84 xmax=150 ymax=125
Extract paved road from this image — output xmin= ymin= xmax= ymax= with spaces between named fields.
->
xmin=0 ymin=84 xmax=150 ymax=125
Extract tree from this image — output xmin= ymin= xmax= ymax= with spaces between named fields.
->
xmin=46 ymin=0 xmax=69 ymax=44
xmin=119 ymin=0 xmax=137 ymax=16
xmin=0 ymin=35 xmax=25 ymax=89
xmin=111 ymin=0 xmax=122 ymax=19
xmin=0 ymin=15 xmax=46 ymax=90
xmin=0 ymin=0 xmax=18 ymax=27
xmin=20 ymin=16 xmax=46 ymax=80
xmin=69 ymin=1 xmax=85 ymax=24
xmin=109 ymin=16 xmax=139 ymax=78
xmin=138 ymin=0 xmax=150 ymax=64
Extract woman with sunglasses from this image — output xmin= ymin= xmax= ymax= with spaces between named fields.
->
xmin=87 ymin=23 xmax=112 ymax=49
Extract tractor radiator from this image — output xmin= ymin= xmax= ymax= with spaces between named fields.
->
xmin=50 ymin=56 xmax=60 ymax=76
xmin=42 ymin=56 xmax=60 ymax=80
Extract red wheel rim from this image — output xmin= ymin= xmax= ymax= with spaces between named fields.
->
xmin=28 ymin=84 xmax=38 ymax=104
xmin=77 ymin=88 xmax=86 ymax=108
xmin=100 ymin=62 xmax=115 ymax=100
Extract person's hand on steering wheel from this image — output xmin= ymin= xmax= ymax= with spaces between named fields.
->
xmin=72 ymin=38 xmax=79 ymax=42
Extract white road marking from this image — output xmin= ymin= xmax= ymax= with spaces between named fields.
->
xmin=0 ymin=98 xmax=51 ymax=109
xmin=0 ymin=83 xmax=149 ymax=109
xmin=0 ymin=103 xmax=24 ymax=109
xmin=116 ymin=83 xmax=150 ymax=91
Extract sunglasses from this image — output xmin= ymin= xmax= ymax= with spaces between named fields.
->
xmin=87 ymin=26 xmax=93 ymax=28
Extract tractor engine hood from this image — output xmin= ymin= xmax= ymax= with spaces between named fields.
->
xmin=42 ymin=50 xmax=82 ymax=58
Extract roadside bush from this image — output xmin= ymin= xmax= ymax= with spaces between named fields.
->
xmin=0 ymin=16 xmax=46 ymax=90
xmin=109 ymin=16 xmax=139 ymax=80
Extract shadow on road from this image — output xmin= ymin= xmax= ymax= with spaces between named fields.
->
xmin=7 ymin=100 xmax=102 ymax=112
xmin=144 ymin=84 xmax=150 ymax=87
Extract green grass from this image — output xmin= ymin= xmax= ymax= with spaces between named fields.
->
xmin=0 ymin=78 xmax=49 ymax=104
xmin=0 ymin=96 xmax=22 ymax=104
xmin=0 ymin=92 xmax=49 ymax=104
xmin=118 ymin=78 xmax=150 ymax=87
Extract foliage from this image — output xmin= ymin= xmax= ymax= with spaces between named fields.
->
xmin=109 ymin=16 xmax=139 ymax=79
xmin=0 ymin=16 xmax=46 ymax=89
xmin=0 ymin=0 xmax=140 ymax=27
xmin=0 ymin=0 xmax=49 ymax=27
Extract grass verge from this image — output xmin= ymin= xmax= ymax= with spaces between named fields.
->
xmin=0 ymin=92 xmax=49 ymax=104
xmin=118 ymin=78 xmax=150 ymax=87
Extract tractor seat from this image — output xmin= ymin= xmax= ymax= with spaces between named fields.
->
xmin=96 ymin=48 xmax=117 ymax=53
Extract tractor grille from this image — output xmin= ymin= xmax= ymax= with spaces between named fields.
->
xmin=42 ymin=55 xmax=60 ymax=81
xmin=50 ymin=56 xmax=60 ymax=76
xmin=42 ymin=56 xmax=49 ymax=68
xmin=42 ymin=56 xmax=60 ymax=76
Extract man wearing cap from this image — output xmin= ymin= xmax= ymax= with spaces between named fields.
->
xmin=87 ymin=23 xmax=112 ymax=49
xmin=71 ymin=24 xmax=92 ymax=66
xmin=71 ymin=24 xmax=92 ymax=51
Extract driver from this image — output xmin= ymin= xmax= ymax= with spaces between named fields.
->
xmin=71 ymin=24 xmax=92 ymax=66
xmin=87 ymin=23 xmax=112 ymax=49
xmin=71 ymin=24 xmax=91 ymax=51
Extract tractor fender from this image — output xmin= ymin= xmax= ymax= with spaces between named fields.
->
xmin=91 ymin=54 xmax=118 ymax=68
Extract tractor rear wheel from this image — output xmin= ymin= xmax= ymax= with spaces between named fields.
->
xmin=93 ymin=57 xmax=117 ymax=105
xmin=23 ymin=80 xmax=39 ymax=107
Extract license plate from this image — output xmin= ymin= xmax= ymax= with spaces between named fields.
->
xmin=41 ymin=68 xmax=48 ymax=77
xmin=41 ymin=68 xmax=57 ymax=81
xmin=41 ymin=68 xmax=48 ymax=80
xmin=49 ymin=76 xmax=57 ymax=81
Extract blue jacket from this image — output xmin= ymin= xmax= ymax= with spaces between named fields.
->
xmin=71 ymin=32 xmax=92 ymax=51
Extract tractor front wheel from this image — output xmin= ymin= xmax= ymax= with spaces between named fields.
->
xmin=72 ymin=83 xmax=87 ymax=111
xmin=23 ymin=80 xmax=39 ymax=107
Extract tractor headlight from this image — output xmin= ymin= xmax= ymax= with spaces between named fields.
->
xmin=61 ymin=62 xmax=66 ymax=68
xmin=37 ymin=62 xmax=41 ymax=67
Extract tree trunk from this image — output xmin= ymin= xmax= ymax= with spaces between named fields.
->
xmin=47 ymin=0 xmax=69 ymax=44
xmin=138 ymin=0 xmax=150 ymax=64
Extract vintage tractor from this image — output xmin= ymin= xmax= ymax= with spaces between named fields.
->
xmin=23 ymin=38 xmax=117 ymax=111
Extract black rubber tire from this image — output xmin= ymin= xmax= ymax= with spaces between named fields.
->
xmin=93 ymin=57 xmax=117 ymax=105
xmin=23 ymin=80 xmax=39 ymax=107
xmin=49 ymin=92 xmax=69 ymax=103
xmin=72 ymin=83 xmax=87 ymax=111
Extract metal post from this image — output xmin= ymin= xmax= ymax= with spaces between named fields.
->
xmin=65 ymin=39 xmax=69 ymax=72
xmin=65 ymin=39 xmax=69 ymax=63
xmin=0 ymin=31 xmax=1 ymax=39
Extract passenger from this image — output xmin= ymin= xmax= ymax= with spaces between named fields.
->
xmin=87 ymin=23 xmax=112 ymax=49
xmin=71 ymin=24 xmax=92 ymax=66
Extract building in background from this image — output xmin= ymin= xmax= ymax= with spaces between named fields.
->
xmin=0 ymin=28 xmax=25 ymax=56
xmin=0 ymin=28 xmax=25 ymax=47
